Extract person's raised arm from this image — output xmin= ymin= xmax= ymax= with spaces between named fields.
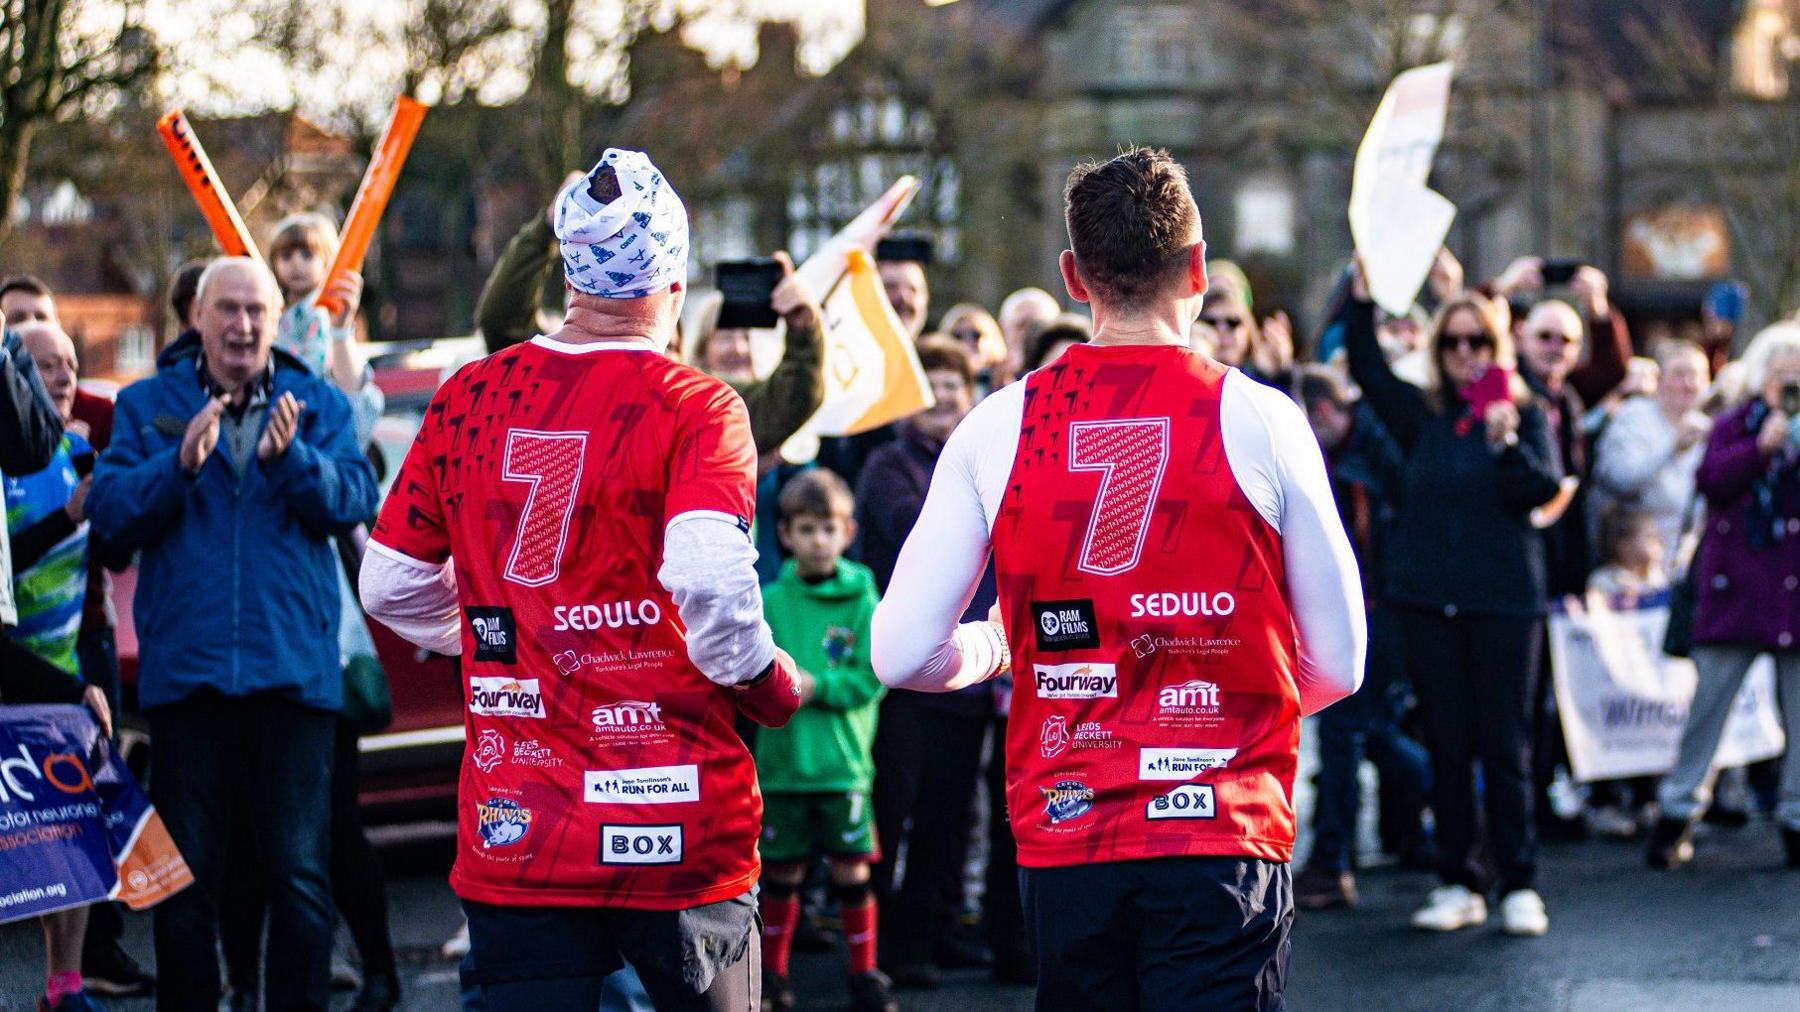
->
xmin=1341 ymin=264 xmax=1427 ymax=452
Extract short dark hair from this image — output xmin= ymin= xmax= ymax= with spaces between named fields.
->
xmin=0 ymin=274 xmax=52 ymax=301
xmin=779 ymin=468 xmax=855 ymax=522
xmin=169 ymin=260 xmax=208 ymax=328
xmin=1298 ymin=365 xmax=1355 ymax=412
xmin=915 ymin=335 xmax=975 ymax=387
xmin=1027 ymin=315 xmax=1093 ymax=370
xmin=1063 ymin=147 xmax=1200 ymax=309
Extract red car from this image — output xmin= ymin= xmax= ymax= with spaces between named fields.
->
xmin=109 ymin=339 xmax=483 ymax=822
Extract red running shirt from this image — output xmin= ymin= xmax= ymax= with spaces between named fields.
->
xmin=992 ymin=348 xmax=1302 ymax=867
xmin=372 ymin=336 xmax=761 ymax=909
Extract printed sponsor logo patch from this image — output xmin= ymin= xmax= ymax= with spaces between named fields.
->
xmin=475 ymin=798 xmax=532 ymax=848
xmin=1033 ymin=662 xmax=1118 ymax=700
xmin=1146 ymin=783 xmax=1216 ymax=820
xmin=600 ymin=824 xmax=683 ymax=865
xmin=1138 ymin=747 xmax=1237 ymax=780
xmin=583 ymin=764 xmax=700 ymax=804
xmin=1031 ymin=599 xmax=1101 ymax=651
xmin=465 ymin=607 xmax=517 ymax=663
xmin=1040 ymin=779 xmax=1096 ymax=825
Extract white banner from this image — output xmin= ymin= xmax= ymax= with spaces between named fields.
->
xmin=1548 ymin=595 xmax=1785 ymax=783
xmin=1349 ymin=62 xmax=1457 ymax=316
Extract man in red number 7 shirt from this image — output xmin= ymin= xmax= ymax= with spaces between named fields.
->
xmin=360 ymin=149 xmax=800 ymax=1011
xmin=871 ymin=148 xmax=1366 ymax=1011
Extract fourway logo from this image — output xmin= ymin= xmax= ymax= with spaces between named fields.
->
xmin=1033 ymin=662 xmax=1118 ymax=700
xmin=583 ymin=764 xmax=700 ymax=804
xmin=469 ymin=677 xmax=544 ymax=718
xmin=1138 ymin=747 xmax=1237 ymax=780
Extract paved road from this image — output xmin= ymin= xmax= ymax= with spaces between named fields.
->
xmin=3 ymin=820 xmax=1797 ymax=1011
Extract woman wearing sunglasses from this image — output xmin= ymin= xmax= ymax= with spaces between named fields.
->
xmin=1343 ymin=261 xmax=1565 ymax=938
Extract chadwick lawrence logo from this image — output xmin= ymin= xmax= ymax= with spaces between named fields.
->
xmin=465 ymin=607 xmax=517 ymax=663
xmin=1031 ymin=599 xmax=1101 ymax=651
xmin=1034 ymin=662 xmax=1118 ymax=700
xmin=1138 ymin=747 xmax=1237 ymax=780
xmin=469 ymin=677 xmax=544 ymax=718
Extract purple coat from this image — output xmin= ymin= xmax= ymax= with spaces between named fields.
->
xmin=1692 ymin=400 xmax=1800 ymax=650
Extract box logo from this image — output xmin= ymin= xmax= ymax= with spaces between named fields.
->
xmin=601 ymin=824 xmax=683 ymax=865
xmin=1146 ymin=783 xmax=1216 ymax=820
xmin=1031 ymin=599 xmax=1101 ymax=651
xmin=465 ymin=606 xmax=517 ymax=663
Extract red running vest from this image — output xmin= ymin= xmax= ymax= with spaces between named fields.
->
xmin=992 ymin=345 xmax=1301 ymax=867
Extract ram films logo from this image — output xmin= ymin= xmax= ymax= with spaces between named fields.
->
xmin=465 ymin=606 xmax=517 ymax=663
xmin=1039 ymin=779 xmax=1096 ymax=825
xmin=1040 ymin=715 xmax=1071 ymax=759
xmin=0 ymin=744 xmax=92 ymax=804
xmin=475 ymin=797 xmax=532 ymax=848
xmin=553 ymin=600 xmax=662 ymax=631
xmin=472 ymin=729 xmax=506 ymax=773
xmin=469 ymin=677 xmax=544 ymax=718
xmin=1031 ymin=599 xmax=1101 ymax=650
xmin=1033 ymin=662 xmax=1118 ymax=700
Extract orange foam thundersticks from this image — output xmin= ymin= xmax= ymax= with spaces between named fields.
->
xmin=156 ymin=110 xmax=262 ymax=261
xmin=314 ymin=96 xmax=428 ymax=316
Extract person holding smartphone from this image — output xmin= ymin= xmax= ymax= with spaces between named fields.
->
xmin=1342 ymin=264 xmax=1566 ymax=937
xmin=1650 ymin=322 xmax=1800 ymax=871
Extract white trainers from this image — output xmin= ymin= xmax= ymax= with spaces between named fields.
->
xmin=1500 ymin=889 xmax=1550 ymax=936
xmin=1410 ymin=885 xmax=1488 ymax=932
xmin=441 ymin=920 xmax=471 ymax=960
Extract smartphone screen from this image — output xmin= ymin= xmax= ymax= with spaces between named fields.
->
xmin=715 ymin=259 xmax=783 ymax=330
xmin=1461 ymin=364 xmax=1513 ymax=419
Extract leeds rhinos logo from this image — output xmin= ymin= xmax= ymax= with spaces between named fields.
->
xmin=1040 ymin=779 xmax=1095 ymax=824
xmin=476 ymin=797 xmax=531 ymax=848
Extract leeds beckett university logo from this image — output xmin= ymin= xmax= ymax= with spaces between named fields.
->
xmin=465 ymin=606 xmax=517 ymax=663
xmin=1034 ymin=662 xmax=1118 ymax=700
xmin=472 ymin=729 xmax=505 ymax=773
xmin=1040 ymin=780 xmax=1096 ymax=824
xmin=476 ymin=798 xmax=532 ymax=848
xmin=1039 ymin=715 xmax=1071 ymax=759
xmin=1138 ymin=748 xmax=1238 ymax=780
xmin=1030 ymin=599 xmax=1101 ymax=651
xmin=469 ymin=677 xmax=544 ymax=718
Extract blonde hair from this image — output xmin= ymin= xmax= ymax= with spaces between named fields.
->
xmin=1421 ymin=292 xmax=1528 ymax=413
xmin=940 ymin=303 xmax=1001 ymax=345
xmin=269 ymin=212 xmax=340 ymax=262
xmin=1733 ymin=320 xmax=1800 ymax=404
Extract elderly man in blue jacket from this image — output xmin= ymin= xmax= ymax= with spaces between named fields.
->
xmin=88 ymin=256 xmax=378 ymax=1012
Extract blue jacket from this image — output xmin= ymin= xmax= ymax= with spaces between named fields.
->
xmin=87 ymin=337 xmax=378 ymax=711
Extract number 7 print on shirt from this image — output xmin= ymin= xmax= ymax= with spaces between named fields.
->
xmin=501 ymin=429 xmax=587 ymax=587
xmin=1068 ymin=418 xmax=1170 ymax=576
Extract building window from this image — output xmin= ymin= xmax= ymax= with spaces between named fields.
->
xmin=1234 ymin=175 xmax=1296 ymax=256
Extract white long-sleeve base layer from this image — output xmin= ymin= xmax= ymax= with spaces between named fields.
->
xmin=360 ymin=513 xmax=774 ymax=687
xmin=870 ymin=366 xmax=1367 ymax=716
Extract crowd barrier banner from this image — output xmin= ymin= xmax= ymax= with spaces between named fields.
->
xmin=156 ymin=110 xmax=262 ymax=261
xmin=775 ymin=177 xmax=927 ymax=464
xmin=315 ymin=96 xmax=428 ymax=316
xmin=1348 ymin=61 xmax=1457 ymax=316
xmin=1548 ymin=594 xmax=1785 ymax=783
xmin=0 ymin=705 xmax=192 ymax=924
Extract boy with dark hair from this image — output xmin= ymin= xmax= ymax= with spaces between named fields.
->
xmin=757 ymin=469 xmax=897 ymax=1012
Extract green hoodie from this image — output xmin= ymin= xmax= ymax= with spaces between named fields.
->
xmin=755 ymin=558 xmax=884 ymax=793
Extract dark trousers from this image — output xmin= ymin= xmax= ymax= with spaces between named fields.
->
xmin=222 ymin=717 xmax=399 ymax=991
xmin=1022 ymin=856 xmax=1291 ymax=1012
xmin=460 ymin=895 xmax=758 ymax=1011
xmin=870 ymin=692 xmax=988 ymax=968
xmin=984 ymin=716 xmax=1028 ymax=963
xmin=147 ymin=691 xmax=336 ymax=1012
xmin=1307 ymin=608 xmax=1431 ymax=873
xmin=75 ymin=625 xmax=131 ymax=962
xmin=1399 ymin=607 xmax=1542 ymax=894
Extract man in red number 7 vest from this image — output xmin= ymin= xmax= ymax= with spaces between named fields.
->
xmin=360 ymin=149 xmax=801 ymax=1011
xmin=871 ymin=147 xmax=1365 ymax=1011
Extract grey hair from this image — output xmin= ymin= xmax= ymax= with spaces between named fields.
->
xmin=194 ymin=256 xmax=282 ymax=311
xmin=1739 ymin=321 xmax=1800 ymax=397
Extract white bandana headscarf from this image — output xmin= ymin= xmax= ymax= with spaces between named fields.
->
xmin=554 ymin=148 xmax=689 ymax=300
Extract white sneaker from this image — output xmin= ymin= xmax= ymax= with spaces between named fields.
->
xmin=1500 ymin=889 xmax=1549 ymax=936
xmin=441 ymin=920 xmax=471 ymax=960
xmin=1410 ymin=885 xmax=1488 ymax=932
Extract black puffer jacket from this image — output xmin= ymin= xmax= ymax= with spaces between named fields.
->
xmin=1342 ymin=298 xmax=1564 ymax=617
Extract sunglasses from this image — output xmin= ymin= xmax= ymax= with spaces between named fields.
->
xmin=951 ymin=328 xmax=981 ymax=343
xmin=1438 ymin=332 xmax=1495 ymax=353
xmin=1533 ymin=330 xmax=1579 ymax=346
xmin=1201 ymin=316 xmax=1244 ymax=331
